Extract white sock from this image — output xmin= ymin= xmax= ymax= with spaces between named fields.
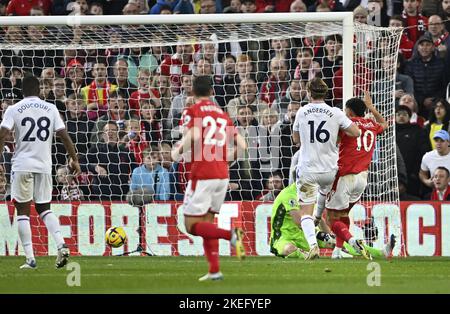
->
xmin=314 ymin=192 xmax=327 ymax=219
xmin=301 ymin=215 xmax=318 ymax=248
xmin=348 ymin=237 xmax=356 ymax=247
xmin=17 ymin=215 xmax=35 ymax=260
xmin=40 ymin=210 xmax=65 ymax=249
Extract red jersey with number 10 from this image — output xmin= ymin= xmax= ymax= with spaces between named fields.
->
xmin=181 ymin=99 xmax=234 ymax=181
xmin=338 ymin=117 xmax=384 ymax=176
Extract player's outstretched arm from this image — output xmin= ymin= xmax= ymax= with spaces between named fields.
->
xmin=292 ymin=131 xmax=300 ymax=146
xmin=364 ymin=91 xmax=388 ymax=131
xmin=56 ymin=129 xmax=81 ymax=175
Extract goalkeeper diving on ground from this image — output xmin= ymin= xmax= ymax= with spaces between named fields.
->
xmin=269 ymin=183 xmax=396 ymax=259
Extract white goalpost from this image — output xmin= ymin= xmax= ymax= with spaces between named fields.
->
xmin=0 ymin=13 xmax=404 ymax=256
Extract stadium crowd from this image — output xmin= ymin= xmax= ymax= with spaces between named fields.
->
xmin=1 ymin=0 xmax=450 ymax=202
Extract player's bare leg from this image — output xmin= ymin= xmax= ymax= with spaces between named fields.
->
xmin=35 ymin=203 xmax=69 ymax=268
xmin=185 ymin=212 xmax=245 ymax=281
xmin=16 ymin=201 xmax=36 ymax=269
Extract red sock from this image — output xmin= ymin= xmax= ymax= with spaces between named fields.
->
xmin=331 ymin=220 xmax=352 ymax=244
xmin=191 ymin=222 xmax=231 ymax=240
xmin=335 ymin=235 xmax=344 ymax=248
xmin=203 ymin=238 xmax=219 ymax=273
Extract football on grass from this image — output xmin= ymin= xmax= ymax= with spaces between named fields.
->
xmin=105 ymin=227 xmax=127 ymax=248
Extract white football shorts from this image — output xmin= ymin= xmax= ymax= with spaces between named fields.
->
xmin=296 ymin=170 xmax=337 ymax=205
xmin=11 ymin=171 xmax=53 ymax=204
xmin=182 ymin=179 xmax=229 ymax=216
xmin=326 ymin=171 xmax=368 ymax=211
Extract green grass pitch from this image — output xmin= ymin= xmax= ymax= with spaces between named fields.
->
xmin=1 ymin=256 xmax=450 ymax=294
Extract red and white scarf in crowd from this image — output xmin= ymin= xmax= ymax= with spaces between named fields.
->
xmin=431 ymin=186 xmax=450 ymax=201
xmin=87 ymin=80 xmax=112 ymax=106
xmin=435 ymin=32 xmax=449 ymax=47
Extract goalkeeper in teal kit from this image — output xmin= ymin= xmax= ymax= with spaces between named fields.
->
xmin=270 ymin=184 xmax=395 ymax=259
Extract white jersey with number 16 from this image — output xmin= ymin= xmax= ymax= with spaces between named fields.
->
xmin=0 ymin=96 xmax=65 ymax=174
xmin=293 ymin=102 xmax=352 ymax=174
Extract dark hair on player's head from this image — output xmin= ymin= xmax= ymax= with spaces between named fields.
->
xmin=345 ymin=97 xmax=366 ymax=117
xmin=192 ymin=75 xmax=213 ymax=97
xmin=22 ymin=74 xmax=40 ymax=97
xmin=436 ymin=166 xmax=450 ymax=178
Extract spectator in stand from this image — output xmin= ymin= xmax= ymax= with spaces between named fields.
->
xmin=402 ymin=0 xmax=428 ymax=44
xmin=424 ymin=99 xmax=450 ymax=149
xmin=272 ymin=79 xmax=306 ymax=117
xmin=426 ymin=15 xmax=450 ymax=61
xmin=119 ymin=119 xmax=149 ymax=165
xmin=395 ymin=105 xmax=431 ymax=197
xmin=159 ymin=142 xmax=184 ymax=200
xmin=399 ymin=93 xmax=427 ymax=127
xmin=294 ymin=47 xmax=321 ymax=82
xmin=421 ymin=0 xmax=441 ymax=16
xmin=6 ymin=0 xmax=52 ymax=15
xmin=442 ymin=0 xmax=450 ymax=32
xmin=241 ymin=0 xmax=257 ymax=13
xmin=224 ymin=0 xmax=241 ymax=12
xmin=255 ymin=0 xmax=293 ymax=12
xmin=129 ymin=68 xmax=161 ymax=118
xmin=83 ymin=121 xmax=137 ymax=200
xmin=317 ymin=34 xmax=343 ymax=97
xmin=139 ymin=99 xmax=163 ymax=143
xmin=389 ymin=15 xmax=415 ymax=60
xmin=419 ymin=130 xmax=450 ymax=191
xmin=89 ymin=1 xmax=103 ymax=15
xmin=194 ymin=58 xmax=226 ymax=108
xmin=258 ymin=172 xmax=284 ymax=202
xmin=116 ymin=44 xmax=158 ymax=88
xmin=429 ymin=167 xmax=450 ymax=200
xmin=48 ymin=77 xmax=68 ymax=115
xmin=81 ymin=60 xmax=118 ymax=120
xmin=0 ymin=1 xmax=7 ymax=16
xmin=405 ymin=34 xmax=447 ymax=117
xmin=367 ymin=0 xmax=390 ymax=27
xmin=235 ymin=54 xmax=255 ymax=84
xmin=1 ymin=26 xmax=25 ymax=69
xmin=76 ymin=0 xmax=89 ymax=14
xmin=219 ymin=54 xmax=239 ymax=106
xmin=55 ymin=165 xmax=84 ymax=201
xmin=260 ymin=57 xmax=289 ymax=106
xmin=395 ymin=53 xmax=414 ymax=105
xmin=290 ymin=0 xmax=307 ymax=12
xmin=227 ymin=77 xmax=268 ymax=123
xmin=89 ymin=91 xmax=130 ymax=145
xmin=279 ymin=101 xmax=300 ymax=183
xmin=257 ymin=107 xmax=282 ymax=180
xmin=111 ymin=59 xmax=137 ymax=101
xmin=62 ymin=93 xmax=94 ymax=157
xmin=159 ymin=42 xmax=195 ymax=96
xmin=65 ymin=59 xmax=86 ymax=96
xmin=353 ymin=5 xmax=368 ymax=24
xmin=167 ymin=73 xmax=193 ymax=130
xmin=152 ymin=74 xmax=172 ymax=121
xmin=129 ymin=146 xmax=171 ymax=201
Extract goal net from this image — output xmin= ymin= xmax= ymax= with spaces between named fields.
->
xmin=0 ymin=13 xmax=404 ymax=256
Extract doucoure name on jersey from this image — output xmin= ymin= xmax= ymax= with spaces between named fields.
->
xmin=17 ymin=102 xmax=52 ymax=114
xmin=200 ymin=105 xmax=223 ymax=114
xmin=303 ymin=107 xmax=334 ymax=118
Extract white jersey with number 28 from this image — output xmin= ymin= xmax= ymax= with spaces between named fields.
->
xmin=0 ymin=96 xmax=65 ymax=174
xmin=293 ymin=102 xmax=353 ymax=174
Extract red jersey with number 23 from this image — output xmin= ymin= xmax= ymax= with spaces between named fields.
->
xmin=181 ymin=99 xmax=234 ymax=180
xmin=338 ymin=117 xmax=384 ymax=176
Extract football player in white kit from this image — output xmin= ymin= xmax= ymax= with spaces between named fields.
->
xmin=0 ymin=75 xmax=80 ymax=269
xmin=292 ymin=78 xmax=360 ymax=259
